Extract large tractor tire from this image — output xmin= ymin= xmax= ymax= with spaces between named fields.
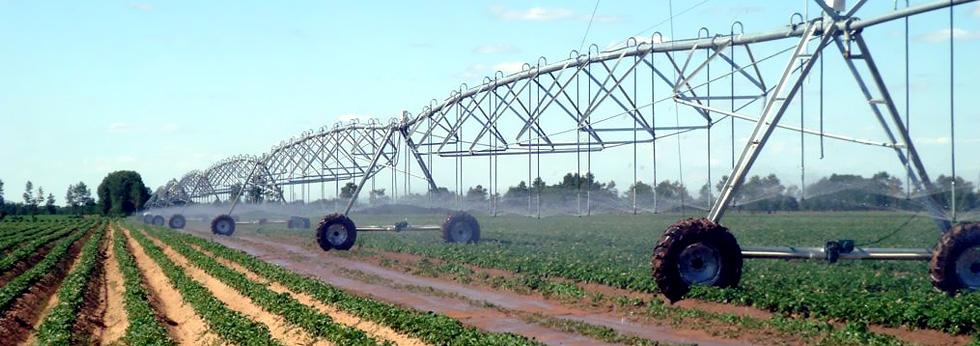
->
xmin=142 ymin=214 xmax=153 ymax=224
xmin=652 ymin=218 xmax=743 ymax=302
xmin=211 ymin=215 xmax=236 ymax=236
xmin=930 ymin=222 xmax=980 ymax=294
xmin=151 ymin=215 xmax=165 ymax=227
xmin=168 ymin=214 xmax=186 ymax=229
xmin=442 ymin=211 xmax=480 ymax=244
xmin=316 ymin=214 xmax=357 ymax=251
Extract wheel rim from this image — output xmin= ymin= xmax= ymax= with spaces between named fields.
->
xmin=450 ymin=222 xmax=473 ymax=242
xmin=327 ymin=224 xmax=348 ymax=245
xmin=153 ymin=217 xmax=164 ymax=226
xmin=216 ymin=220 xmax=232 ymax=234
xmin=173 ymin=218 xmax=185 ymax=228
xmin=955 ymin=245 xmax=980 ymax=289
xmin=678 ymin=243 xmax=722 ymax=285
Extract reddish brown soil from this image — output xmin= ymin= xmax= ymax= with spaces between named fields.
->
xmin=71 ymin=233 xmax=109 ymax=344
xmin=121 ymin=227 xmax=221 ymax=345
xmin=0 ymin=229 xmax=89 ymax=345
xmin=0 ymin=241 xmax=58 ymax=288
xmin=184 ymin=226 xmax=749 ymax=346
xmin=100 ymin=226 xmax=127 ymax=345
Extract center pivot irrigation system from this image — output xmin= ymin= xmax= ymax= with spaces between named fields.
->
xmin=146 ymin=0 xmax=980 ymax=300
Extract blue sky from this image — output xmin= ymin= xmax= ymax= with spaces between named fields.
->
xmin=1 ymin=1 xmax=978 ymax=205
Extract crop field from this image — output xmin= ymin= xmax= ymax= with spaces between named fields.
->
xmin=0 ymin=218 xmax=536 ymax=345
xmin=170 ymin=210 xmax=980 ymax=346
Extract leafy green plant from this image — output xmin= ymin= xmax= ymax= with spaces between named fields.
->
xmin=128 ymin=226 xmax=281 ymax=346
xmin=35 ymin=222 xmax=107 ymax=345
xmin=0 ymin=222 xmax=90 ymax=312
xmin=146 ymin=224 xmax=541 ymax=346
xmin=141 ymin=226 xmax=379 ymax=346
xmin=111 ymin=226 xmax=174 ymax=346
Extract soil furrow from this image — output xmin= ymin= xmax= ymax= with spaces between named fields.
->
xmin=0 ymin=240 xmax=58 ymax=288
xmin=0 ymin=228 xmax=89 ymax=346
xmin=121 ymin=227 xmax=221 ymax=346
xmin=189 ymin=243 xmax=427 ymax=346
xmin=99 ymin=226 xmax=128 ymax=345
xmin=140 ymin=230 xmax=329 ymax=346
xmin=188 ymin=227 xmax=740 ymax=346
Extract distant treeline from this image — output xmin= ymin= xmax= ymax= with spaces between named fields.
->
xmin=0 ymin=171 xmax=152 ymax=218
xmin=230 ymin=171 xmax=979 ymax=214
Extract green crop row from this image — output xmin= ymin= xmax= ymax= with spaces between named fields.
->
xmin=126 ymin=226 xmax=282 ymax=346
xmin=35 ymin=221 xmax=108 ymax=345
xmin=0 ymin=224 xmax=88 ymax=312
xmin=0 ymin=221 xmax=94 ymax=272
xmin=141 ymin=226 xmax=380 ymax=346
xmin=0 ymin=223 xmax=39 ymax=239
xmin=0 ymin=224 xmax=62 ymax=253
xmin=148 ymin=224 xmax=542 ymax=346
xmin=346 ymin=212 xmax=980 ymax=335
xmin=111 ymin=226 xmax=174 ymax=346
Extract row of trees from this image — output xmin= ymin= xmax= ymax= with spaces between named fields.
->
xmin=308 ymin=171 xmax=978 ymax=213
xmin=0 ymin=171 xmax=151 ymax=217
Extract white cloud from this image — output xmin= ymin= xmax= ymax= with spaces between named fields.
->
xmin=107 ymin=122 xmax=134 ymax=134
xmin=129 ymin=3 xmax=154 ymax=12
xmin=490 ymin=5 xmax=574 ymax=21
xmin=493 ymin=62 xmax=524 ymax=74
xmin=160 ymin=123 xmax=180 ymax=133
xmin=458 ymin=62 xmax=526 ymax=80
xmin=918 ymin=28 xmax=980 ymax=43
xmin=473 ymin=43 xmax=520 ymax=55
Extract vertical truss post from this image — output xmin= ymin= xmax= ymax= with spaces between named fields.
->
xmin=345 ymin=127 xmax=397 ymax=215
xmin=227 ymin=161 xmax=261 ymax=215
xmin=399 ymin=127 xmax=439 ymax=192
xmin=840 ymin=33 xmax=951 ymax=232
xmin=709 ymin=22 xmax=830 ymax=223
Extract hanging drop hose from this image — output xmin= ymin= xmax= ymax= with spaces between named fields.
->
xmin=948 ymin=1 xmax=957 ymax=223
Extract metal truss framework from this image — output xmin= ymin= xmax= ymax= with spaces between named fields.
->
xmin=147 ymin=0 xmax=974 ymax=231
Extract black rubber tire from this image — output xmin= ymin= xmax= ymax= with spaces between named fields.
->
xmin=652 ymin=218 xmax=742 ymax=302
xmin=930 ymin=222 xmax=980 ymax=294
xmin=142 ymin=214 xmax=153 ymax=224
xmin=151 ymin=215 xmax=165 ymax=227
xmin=211 ymin=214 xmax=236 ymax=236
xmin=302 ymin=217 xmax=311 ymax=229
xmin=442 ymin=211 xmax=481 ymax=244
xmin=316 ymin=213 xmax=357 ymax=251
xmin=168 ymin=214 xmax=186 ymax=229
xmin=287 ymin=218 xmax=296 ymax=229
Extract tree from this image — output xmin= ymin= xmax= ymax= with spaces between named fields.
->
xmin=369 ymin=189 xmax=388 ymax=205
xmin=45 ymin=193 xmax=56 ymax=214
xmin=654 ymin=180 xmax=692 ymax=210
xmin=245 ymin=185 xmax=264 ymax=204
xmin=97 ymin=171 xmax=151 ymax=216
xmin=0 ymin=179 xmax=4 ymax=206
xmin=466 ymin=185 xmax=488 ymax=202
xmin=23 ymin=181 xmax=34 ymax=206
xmin=340 ymin=182 xmax=358 ymax=199
xmin=66 ymin=182 xmax=94 ymax=214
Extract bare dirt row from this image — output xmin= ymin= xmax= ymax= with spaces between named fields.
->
xmin=183 ymin=225 xmax=974 ymax=346
xmin=182 ymin=226 xmax=753 ymax=346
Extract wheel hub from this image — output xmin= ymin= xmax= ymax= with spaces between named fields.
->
xmin=217 ymin=221 xmax=231 ymax=233
xmin=678 ymin=243 xmax=721 ymax=285
xmin=451 ymin=223 xmax=472 ymax=242
xmin=956 ymin=246 xmax=980 ymax=289
xmin=327 ymin=224 xmax=348 ymax=245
